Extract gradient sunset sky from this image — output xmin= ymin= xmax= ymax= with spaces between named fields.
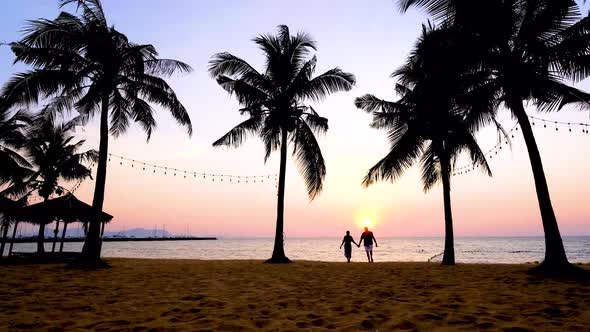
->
xmin=1 ymin=0 xmax=589 ymax=237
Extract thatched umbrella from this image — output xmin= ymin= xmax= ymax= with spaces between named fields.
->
xmin=10 ymin=193 xmax=113 ymax=253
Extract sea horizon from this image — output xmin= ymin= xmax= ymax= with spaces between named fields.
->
xmin=9 ymin=236 xmax=590 ymax=264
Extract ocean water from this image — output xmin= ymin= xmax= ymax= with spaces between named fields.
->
xmin=7 ymin=236 xmax=590 ymax=263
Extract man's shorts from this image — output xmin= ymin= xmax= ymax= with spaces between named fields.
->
xmin=364 ymin=245 xmax=373 ymax=252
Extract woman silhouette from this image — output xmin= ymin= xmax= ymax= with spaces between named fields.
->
xmin=339 ymin=230 xmax=359 ymax=262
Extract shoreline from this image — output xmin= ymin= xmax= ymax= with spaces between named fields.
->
xmin=1 ymin=258 xmax=589 ymax=331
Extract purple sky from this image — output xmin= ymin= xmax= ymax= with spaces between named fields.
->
xmin=1 ymin=1 xmax=589 ymax=237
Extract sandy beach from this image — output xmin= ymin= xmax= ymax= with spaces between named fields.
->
xmin=0 ymin=259 xmax=589 ymax=331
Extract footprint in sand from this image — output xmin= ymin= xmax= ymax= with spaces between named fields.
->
xmin=181 ymin=294 xmax=206 ymax=301
xmin=493 ymin=314 xmax=514 ymax=322
xmin=254 ymin=319 xmax=270 ymax=328
xmin=503 ymin=327 xmax=532 ymax=332
xmin=296 ymin=321 xmax=309 ymax=328
xmin=311 ymin=318 xmax=324 ymax=326
xmin=392 ymin=320 xmax=416 ymax=330
xmin=361 ymin=320 xmax=375 ymax=329
xmin=84 ymin=320 xmax=131 ymax=330
xmin=476 ymin=322 xmax=495 ymax=329
xmin=422 ymin=313 xmax=444 ymax=320
xmin=460 ymin=315 xmax=478 ymax=323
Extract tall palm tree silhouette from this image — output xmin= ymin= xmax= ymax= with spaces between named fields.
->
xmin=355 ymin=25 xmax=499 ymax=265
xmin=209 ymin=25 xmax=355 ymax=263
xmin=25 ymin=114 xmax=97 ymax=253
xmin=2 ymin=0 xmax=192 ymax=263
xmin=399 ymin=0 xmax=590 ymax=273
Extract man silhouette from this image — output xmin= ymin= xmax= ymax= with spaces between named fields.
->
xmin=358 ymin=226 xmax=378 ymax=262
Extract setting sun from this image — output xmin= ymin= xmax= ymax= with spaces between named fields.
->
xmin=356 ymin=208 xmax=378 ymax=229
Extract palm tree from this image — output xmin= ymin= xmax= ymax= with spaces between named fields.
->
xmin=398 ymin=0 xmax=590 ymax=272
xmin=209 ymin=25 xmax=355 ymax=263
xmin=355 ymin=24 xmax=500 ymax=265
xmin=2 ymin=0 xmax=192 ymax=263
xmin=25 ymin=115 xmax=97 ymax=253
xmin=0 ymin=100 xmax=34 ymax=256
xmin=0 ymin=97 xmax=33 ymax=189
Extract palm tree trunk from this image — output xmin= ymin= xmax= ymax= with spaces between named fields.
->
xmin=9 ymin=221 xmax=18 ymax=256
xmin=81 ymin=94 xmax=110 ymax=263
xmin=0 ymin=223 xmax=5 ymax=256
xmin=59 ymin=222 xmax=67 ymax=253
xmin=266 ymin=128 xmax=291 ymax=263
xmin=51 ymin=221 xmax=59 ymax=253
xmin=36 ymin=223 xmax=46 ymax=253
xmin=36 ymin=196 xmax=50 ymax=254
xmin=440 ymin=155 xmax=455 ymax=265
xmin=0 ymin=222 xmax=9 ymax=257
xmin=511 ymin=99 xmax=569 ymax=268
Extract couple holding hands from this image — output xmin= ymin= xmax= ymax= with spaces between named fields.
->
xmin=339 ymin=227 xmax=378 ymax=262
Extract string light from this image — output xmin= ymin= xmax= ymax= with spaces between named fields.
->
xmin=452 ymin=113 xmax=590 ymax=177
xmin=99 ymin=153 xmax=275 ymax=184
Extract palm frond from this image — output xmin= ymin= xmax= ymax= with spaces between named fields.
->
xmin=131 ymin=98 xmax=156 ymax=140
xmin=109 ymin=89 xmax=131 ymax=137
xmin=362 ymin=128 xmax=424 ymax=187
xmin=302 ymin=109 xmax=328 ymax=136
xmin=212 ymin=115 xmax=263 ymax=148
xmin=144 ymin=59 xmax=193 ymax=77
xmin=59 ymin=0 xmax=107 ymax=28
xmin=398 ymin=0 xmax=454 ymax=20
xmin=292 ymin=120 xmax=325 ymax=200
xmin=420 ymin=142 xmax=441 ymax=192
xmin=262 ymin=116 xmax=282 ymax=163
xmin=302 ymin=68 xmax=355 ymax=102
xmin=208 ymin=52 xmax=262 ymax=78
